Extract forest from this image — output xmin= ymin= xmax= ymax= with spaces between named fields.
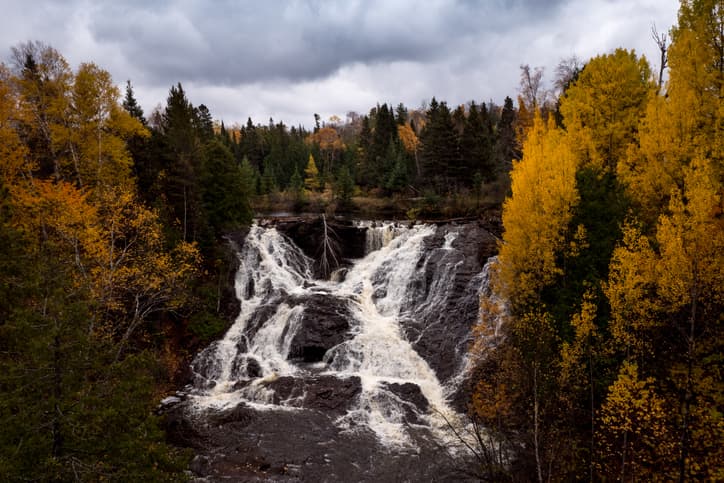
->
xmin=0 ymin=0 xmax=721 ymax=480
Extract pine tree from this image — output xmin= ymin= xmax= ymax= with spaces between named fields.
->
xmin=495 ymin=96 xmax=519 ymax=172
xmin=159 ymin=82 xmax=209 ymax=245
xmin=122 ymin=80 xmax=146 ymax=125
xmin=202 ymin=139 xmax=253 ymax=236
xmin=334 ymin=165 xmax=355 ymax=208
xmin=419 ymin=98 xmax=460 ymax=193
xmin=459 ymin=101 xmax=495 ymax=183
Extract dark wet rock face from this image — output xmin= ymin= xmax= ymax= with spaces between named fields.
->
xmin=382 ymin=382 xmax=430 ymax=413
xmin=164 ymin=400 xmax=476 ymax=482
xmin=286 ymin=294 xmax=352 ymax=362
xmin=402 ymin=223 xmax=496 ymax=387
xmin=379 ymin=382 xmax=430 ymax=425
xmin=272 ymin=217 xmax=368 ymax=278
xmin=263 ymin=375 xmax=361 ymax=414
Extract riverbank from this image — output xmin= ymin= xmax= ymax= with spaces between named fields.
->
xmin=251 ymin=180 xmax=508 ymax=222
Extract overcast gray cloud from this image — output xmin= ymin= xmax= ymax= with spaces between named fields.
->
xmin=0 ymin=0 xmax=678 ymax=127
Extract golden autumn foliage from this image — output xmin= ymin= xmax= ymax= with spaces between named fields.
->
xmin=655 ymin=158 xmax=723 ymax=314
xmin=497 ymin=112 xmax=579 ymax=307
xmin=560 ymin=48 xmax=653 ymax=170
xmin=0 ymin=44 xmax=200 ymax=352
xmin=304 ymin=153 xmax=321 ymax=191
xmin=604 ymin=223 xmax=661 ymax=356
xmin=476 ymin=3 xmax=723 ymax=480
xmin=0 ymin=67 xmax=32 ymax=184
xmin=55 ymin=63 xmax=148 ymax=190
xmin=618 ymin=1 xmax=723 ymax=223
xmin=558 ymin=290 xmax=598 ymax=392
xmin=397 ymin=123 xmax=419 ymax=154
xmin=90 ymin=187 xmax=200 ymax=355
xmin=596 ymin=362 xmax=676 ymax=480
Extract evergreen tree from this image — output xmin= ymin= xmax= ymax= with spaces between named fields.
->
xmin=459 ymin=101 xmax=495 ymax=183
xmin=289 ymin=166 xmax=305 ymax=208
xmin=202 ymin=139 xmax=253 ymax=236
xmin=122 ymin=79 xmax=146 ymax=125
xmin=334 ymin=165 xmax=355 ymax=209
xmin=495 ymin=96 xmax=518 ymax=173
xmin=194 ymin=104 xmax=215 ymax=143
xmin=385 ymin=143 xmax=410 ymax=192
xmin=159 ymin=83 xmax=210 ymax=245
xmin=260 ymin=156 xmax=278 ymax=194
xmin=239 ymin=155 xmax=258 ymax=200
xmin=419 ymin=98 xmax=460 ymax=193
xmin=395 ymin=102 xmax=408 ymax=125
xmin=357 ymin=115 xmax=373 ymax=185
xmin=366 ymin=103 xmax=399 ymax=186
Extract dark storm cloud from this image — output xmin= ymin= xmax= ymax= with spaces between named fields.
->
xmin=0 ymin=0 xmax=679 ymax=126
xmin=85 ymin=0 xmax=566 ymax=85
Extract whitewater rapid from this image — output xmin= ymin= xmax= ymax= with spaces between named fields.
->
xmin=187 ymin=221 xmax=495 ymax=448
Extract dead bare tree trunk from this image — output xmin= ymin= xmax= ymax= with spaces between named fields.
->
xmin=652 ymin=24 xmax=669 ymax=94
xmin=318 ymin=214 xmax=340 ymax=279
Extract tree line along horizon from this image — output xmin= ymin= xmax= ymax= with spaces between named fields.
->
xmin=0 ymin=0 xmax=721 ymax=480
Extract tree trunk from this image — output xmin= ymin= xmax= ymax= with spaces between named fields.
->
xmin=534 ymin=363 xmax=543 ymax=483
xmin=52 ymin=332 xmax=63 ymax=458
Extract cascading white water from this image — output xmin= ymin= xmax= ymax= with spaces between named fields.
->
xmin=188 ymin=221 xmax=494 ymax=449
xmin=359 ymin=221 xmax=403 ymax=253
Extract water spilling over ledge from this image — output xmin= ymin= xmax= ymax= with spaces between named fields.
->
xmin=164 ymin=218 xmax=499 ymax=481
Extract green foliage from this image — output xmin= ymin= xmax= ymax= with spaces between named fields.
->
xmin=260 ymin=156 xmax=279 ymax=194
xmin=459 ymin=102 xmax=495 ymax=182
xmin=384 ymin=143 xmax=409 ymax=192
xmin=334 ymin=165 xmax=355 ymax=208
xmin=202 ymin=139 xmax=253 ymax=236
xmin=239 ymin=155 xmax=258 ymax=200
xmin=0 ymin=238 xmax=190 ymax=481
xmin=189 ymin=311 xmax=229 ymax=343
xmin=419 ymin=98 xmax=460 ymax=193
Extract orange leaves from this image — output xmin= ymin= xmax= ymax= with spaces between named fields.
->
xmin=12 ymin=179 xmax=99 ymax=252
xmin=89 ymin=186 xmax=200 ymax=327
xmin=306 ymin=126 xmax=344 ymax=153
xmin=0 ymin=70 xmax=32 ymax=184
xmin=397 ymin=123 xmax=419 ymax=154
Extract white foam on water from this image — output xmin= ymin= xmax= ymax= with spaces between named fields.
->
xmin=187 ymin=221 xmax=488 ymax=450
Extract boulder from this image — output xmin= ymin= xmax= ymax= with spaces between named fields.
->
xmin=380 ymin=382 xmax=430 ymax=425
xmin=382 ymin=382 xmax=429 ymax=413
xmin=286 ymin=294 xmax=352 ymax=362
xmin=263 ymin=374 xmax=362 ymax=415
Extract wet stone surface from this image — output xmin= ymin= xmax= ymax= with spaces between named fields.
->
xmin=164 ymin=400 xmax=477 ymax=482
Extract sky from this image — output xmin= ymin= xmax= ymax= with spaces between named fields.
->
xmin=0 ymin=0 xmax=679 ymax=128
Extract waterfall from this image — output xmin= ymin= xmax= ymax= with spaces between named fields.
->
xmin=187 ymin=220 xmax=495 ymax=450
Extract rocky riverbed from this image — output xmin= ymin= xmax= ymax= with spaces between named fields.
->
xmin=162 ymin=217 xmax=498 ymax=481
